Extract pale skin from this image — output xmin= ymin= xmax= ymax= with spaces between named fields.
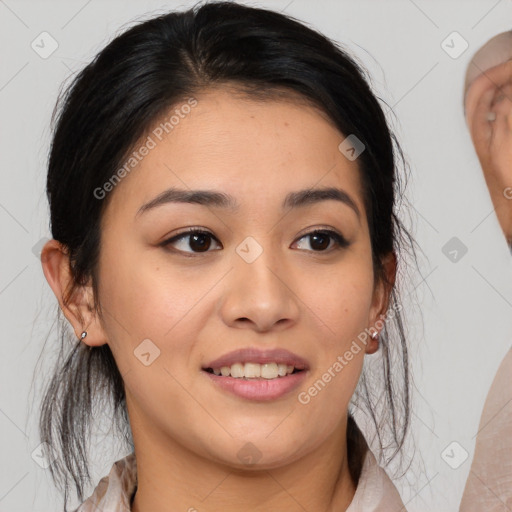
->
xmin=41 ymin=87 xmax=396 ymax=512
xmin=464 ymin=59 xmax=512 ymax=247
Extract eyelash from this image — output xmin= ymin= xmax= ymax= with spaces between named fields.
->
xmin=160 ymin=227 xmax=349 ymax=257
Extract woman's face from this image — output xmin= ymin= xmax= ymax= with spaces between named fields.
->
xmin=93 ymin=87 xmax=390 ymax=468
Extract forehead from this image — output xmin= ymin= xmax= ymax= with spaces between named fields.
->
xmin=105 ymin=87 xmax=366 ymax=221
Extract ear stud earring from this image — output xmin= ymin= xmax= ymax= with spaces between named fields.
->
xmin=80 ymin=331 xmax=87 ymax=340
xmin=371 ymin=332 xmax=378 ymax=340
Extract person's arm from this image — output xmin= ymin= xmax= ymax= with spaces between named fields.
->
xmin=459 ymin=347 xmax=512 ymax=511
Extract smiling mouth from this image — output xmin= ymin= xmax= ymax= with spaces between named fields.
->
xmin=201 ymin=363 xmax=308 ymax=401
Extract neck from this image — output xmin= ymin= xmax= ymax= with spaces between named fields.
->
xmin=130 ymin=414 xmax=358 ymax=512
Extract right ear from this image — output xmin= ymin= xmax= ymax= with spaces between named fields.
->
xmin=464 ymin=60 xmax=512 ymax=246
xmin=40 ymin=239 xmax=108 ymax=347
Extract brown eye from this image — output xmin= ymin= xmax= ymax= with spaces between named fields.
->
xmin=187 ymin=232 xmax=212 ymax=252
xmin=294 ymin=230 xmax=349 ymax=252
xmin=162 ymin=229 xmax=221 ymax=255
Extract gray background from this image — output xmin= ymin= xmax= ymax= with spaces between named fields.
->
xmin=1 ymin=0 xmax=512 ymax=510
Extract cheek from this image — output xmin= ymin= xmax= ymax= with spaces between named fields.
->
xmin=304 ymin=262 xmax=375 ymax=344
xmin=98 ymin=239 xmax=199 ymax=331
xmin=96 ymin=246 xmax=233 ymax=396
xmin=95 ymin=241 xmax=199 ymax=366
xmin=299 ymin=262 xmax=373 ymax=401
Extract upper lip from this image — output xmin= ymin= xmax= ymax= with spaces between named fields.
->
xmin=203 ymin=348 xmax=309 ymax=370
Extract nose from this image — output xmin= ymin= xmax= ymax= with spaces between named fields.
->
xmin=218 ymin=241 xmax=300 ymax=333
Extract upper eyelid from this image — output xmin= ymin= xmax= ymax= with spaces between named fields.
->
xmin=165 ymin=227 xmax=346 ymax=251
xmin=168 ymin=226 xmax=343 ymax=240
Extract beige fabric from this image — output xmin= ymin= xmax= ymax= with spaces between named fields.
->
xmin=74 ymin=453 xmax=137 ymax=512
xmin=459 ymin=347 xmax=512 ymax=511
xmin=75 ymin=448 xmax=406 ymax=511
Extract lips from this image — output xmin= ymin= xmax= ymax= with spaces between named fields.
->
xmin=203 ymin=347 xmax=310 ymax=371
xmin=202 ymin=369 xmax=308 ymax=401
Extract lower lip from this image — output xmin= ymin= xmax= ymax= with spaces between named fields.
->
xmin=202 ymin=370 xmax=308 ymax=401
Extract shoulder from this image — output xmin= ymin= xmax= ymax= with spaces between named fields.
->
xmin=346 ymin=449 xmax=406 ymax=512
xmin=459 ymin=346 xmax=512 ymax=510
xmin=74 ymin=452 xmax=137 ymax=512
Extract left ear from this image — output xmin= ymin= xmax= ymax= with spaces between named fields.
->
xmin=366 ymin=251 xmax=397 ymax=354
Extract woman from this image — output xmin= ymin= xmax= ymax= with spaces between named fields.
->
xmin=38 ymin=2 xmax=417 ymax=510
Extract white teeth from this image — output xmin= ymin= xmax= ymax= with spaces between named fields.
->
xmin=261 ymin=363 xmax=278 ymax=379
xmin=245 ymin=362 xmax=261 ymax=378
xmin=211 ymin=362 xmax=298 ymax=379
xmin=230 ymin=363 xmax=244 ymax=378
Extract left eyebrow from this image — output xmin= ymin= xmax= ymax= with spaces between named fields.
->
xmin=135 ymin=186 xmax=361 ymax=222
